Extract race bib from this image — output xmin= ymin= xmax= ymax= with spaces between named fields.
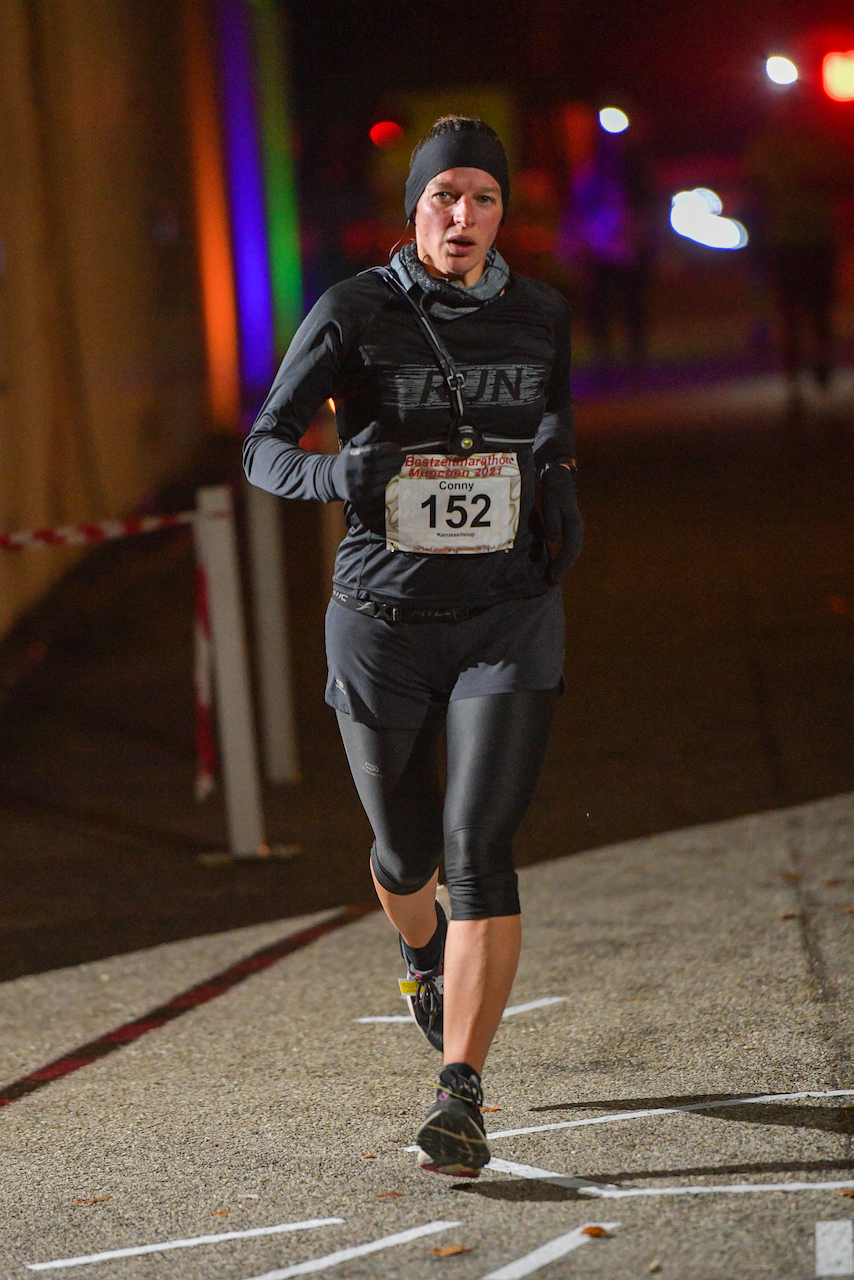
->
xmin=385 ymin=452 xmax=521 ymax=554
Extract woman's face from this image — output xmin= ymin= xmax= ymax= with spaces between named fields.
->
xmin=414 ymin=167 xmax=503 ymax=286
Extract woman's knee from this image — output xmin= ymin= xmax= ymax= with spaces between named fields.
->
xmin=370 ymin=840 xmax=442 ymax=897
xmin=443 ymin=826 xmax=520 ymax=919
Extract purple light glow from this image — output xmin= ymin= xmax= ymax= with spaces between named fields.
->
xmin=216 ymin=0 xmax=275 ymax=400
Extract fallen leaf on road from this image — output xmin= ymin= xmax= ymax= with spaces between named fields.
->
xmin=362 ymin=1153 xmax=377 ymax=1158
xmin=824 ymin=879 xmax=846 ymax=887
xmin=211 ymin=1209 xmax=229 ymax=1216
xmin=777 ymin=913 xmax=798 ymax=921
xmin=581 ymin=1226 xmax=610 ymax=1237
xmin=838 ymin=1189 xmax=854 ymax=1197
xmin=73 ymin=1197 xmax=111 ymax=1205
xmin=845 ymin=908 xmax=854 ymax=916
xmin=430 ymin=1245 xmax=470 ymax=1256
xmin=648 ymin=1261 xmax=662 ymax=1274
xmin=376 ymin=1191 xmax=405 ymax=1198
xmin=778 ymin=871 xmax=801 ymax=882
xmin=481 ymin=1105 xmax=501 ymax=1112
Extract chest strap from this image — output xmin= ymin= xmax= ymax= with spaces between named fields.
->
xmin=371 ymin=266 xmax=469 ymax=426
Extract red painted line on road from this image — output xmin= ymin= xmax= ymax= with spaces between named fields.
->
xmin=0 ymin=907 xmax=372 ymax=1109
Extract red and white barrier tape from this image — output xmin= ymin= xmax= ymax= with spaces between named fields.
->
xmin=193 ymin=560 xmax=218 ymax=801
xmin=0 ymin=511 xmax=195 ymax=551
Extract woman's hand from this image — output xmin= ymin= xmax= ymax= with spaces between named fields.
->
xmin=330 ymin=423 xmax=404 ymax=503
xmin=540 ymin=461 xmax=584 ymax=581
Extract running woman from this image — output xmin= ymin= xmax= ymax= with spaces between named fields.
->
xmin=244 ymin=116 xmax=582 ymax=1178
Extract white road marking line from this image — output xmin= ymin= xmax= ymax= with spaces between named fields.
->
xmin=356 ymin=995 xmax=566 ymax=1025
xmin=26 ymin=1219 xmax=344 ymax=1271
xmin=480 ymin=1223 xmax=620 ymax=1280
xmin=238 ymin=1221 xmax=462 ymax=1280
xmin=355 ymin=1016 xmax=411 ymax=1022
xmin=485 ymin=1088 xmax=854 ymax=1141
xmin=485 ymin=1157 xmax=854 ymax=1201
xmin=486 ymin=1157 xmax=619 ymax=1192
xmin=502 ymin=996 xmax=567 ymax=1017
xmin=486 ymin=1156 xmax=854 ymax=1201
xmin=575 ymin=1177 xmax=854 ymax=1201
xmin=816 ymin=1221 xmax=854 ymax=1276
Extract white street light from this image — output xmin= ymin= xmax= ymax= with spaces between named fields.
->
xmin=766 ymin=56 xmax=798 ymax=85
xmin=670 ymin=189 xmax=748 ymax=250
xmin=599 ymin=107 xmax=629 ymax=133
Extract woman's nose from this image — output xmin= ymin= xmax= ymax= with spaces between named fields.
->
xmin=452 ymin=197 xmax=475 ymax=224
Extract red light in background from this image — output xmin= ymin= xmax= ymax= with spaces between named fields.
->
xmin=369 ymin=120 xmax=405 ymax=148
xmin=823 ymin=51 xmax=854 ymax=101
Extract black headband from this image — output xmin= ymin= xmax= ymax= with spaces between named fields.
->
xmin=404 ymin=129 xmax=510 ymax=222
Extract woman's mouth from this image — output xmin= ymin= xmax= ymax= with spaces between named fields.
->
xmin=447 ymin=236 xmax=476 ymax=254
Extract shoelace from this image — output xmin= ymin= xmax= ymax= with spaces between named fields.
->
xmin=414 ymin=973 xmax=443 ymax=1027
xmin=436 ymin=1071 xmax=484 ymax=1110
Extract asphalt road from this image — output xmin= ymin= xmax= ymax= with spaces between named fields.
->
xmin=1 ymin=792 xmax=853 ymax=1278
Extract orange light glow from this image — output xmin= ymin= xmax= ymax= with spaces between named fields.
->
xmin=181 ymin=0 xmax=241 ymax=430
xmin=327 ymin=399 xmax=336 ymax=412
xmin=823 ymin=51 xmax=854 ymax=101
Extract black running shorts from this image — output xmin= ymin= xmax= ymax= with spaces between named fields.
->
xmin=324 ymin=586 xmax=565 ymax=729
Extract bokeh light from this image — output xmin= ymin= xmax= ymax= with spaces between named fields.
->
xmin=670 ymin=189 xmax=748 ymax=250
xmin=369 ymin=120 xmax=405 ymax=148
xmin=598 ymin=107 xmax=629 ymax=133
xmin=765 ymin=56 xmax=798 ymax=85
xmin=823 ymin=51 xmax=854 ymax=101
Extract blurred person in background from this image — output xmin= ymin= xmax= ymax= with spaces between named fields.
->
xmin=555 ymin=107 xmax=657 ymax=369
xmin=244 ymin=116 xmax=582 ymax=1179
xmin=744 ymin=86 xmax=854 ymax=418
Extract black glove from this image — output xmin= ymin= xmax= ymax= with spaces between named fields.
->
xmin=540 ymin=461 xmax=584 ymax=582
xmin=329 ymin=423 xmax=404 ymax=504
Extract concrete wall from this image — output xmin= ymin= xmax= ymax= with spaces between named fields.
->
xmin=0 ymin=0 xmax=207 ymax=638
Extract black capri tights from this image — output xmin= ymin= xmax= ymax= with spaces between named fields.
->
xmin=336 ymin=689 xmax=558 ymax=920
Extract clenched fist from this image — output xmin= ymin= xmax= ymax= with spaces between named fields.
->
xmin=330 ymin=423 xmax=404 ymax=503
xmin=540 ymin=460 xmax=584 ymax=581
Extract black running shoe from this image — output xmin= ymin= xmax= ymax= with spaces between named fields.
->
xmin=398 ymin=899 xmax=447 ymax=1052
xmin=415 ymin=1066 xmax=490 ymax=1179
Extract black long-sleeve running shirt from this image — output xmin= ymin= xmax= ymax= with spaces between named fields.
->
xmin=243 ymin=268 xmax=575 ymax=609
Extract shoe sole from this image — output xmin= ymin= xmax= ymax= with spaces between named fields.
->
xmin=416 ymin=1102 xmax=490 ymax=1177
xmin=416 ymin=1147 xmax=481 ymax=1178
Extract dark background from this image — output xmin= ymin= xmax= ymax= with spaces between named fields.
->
xmin=289 ymin=0 xmax=853 ymax=153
